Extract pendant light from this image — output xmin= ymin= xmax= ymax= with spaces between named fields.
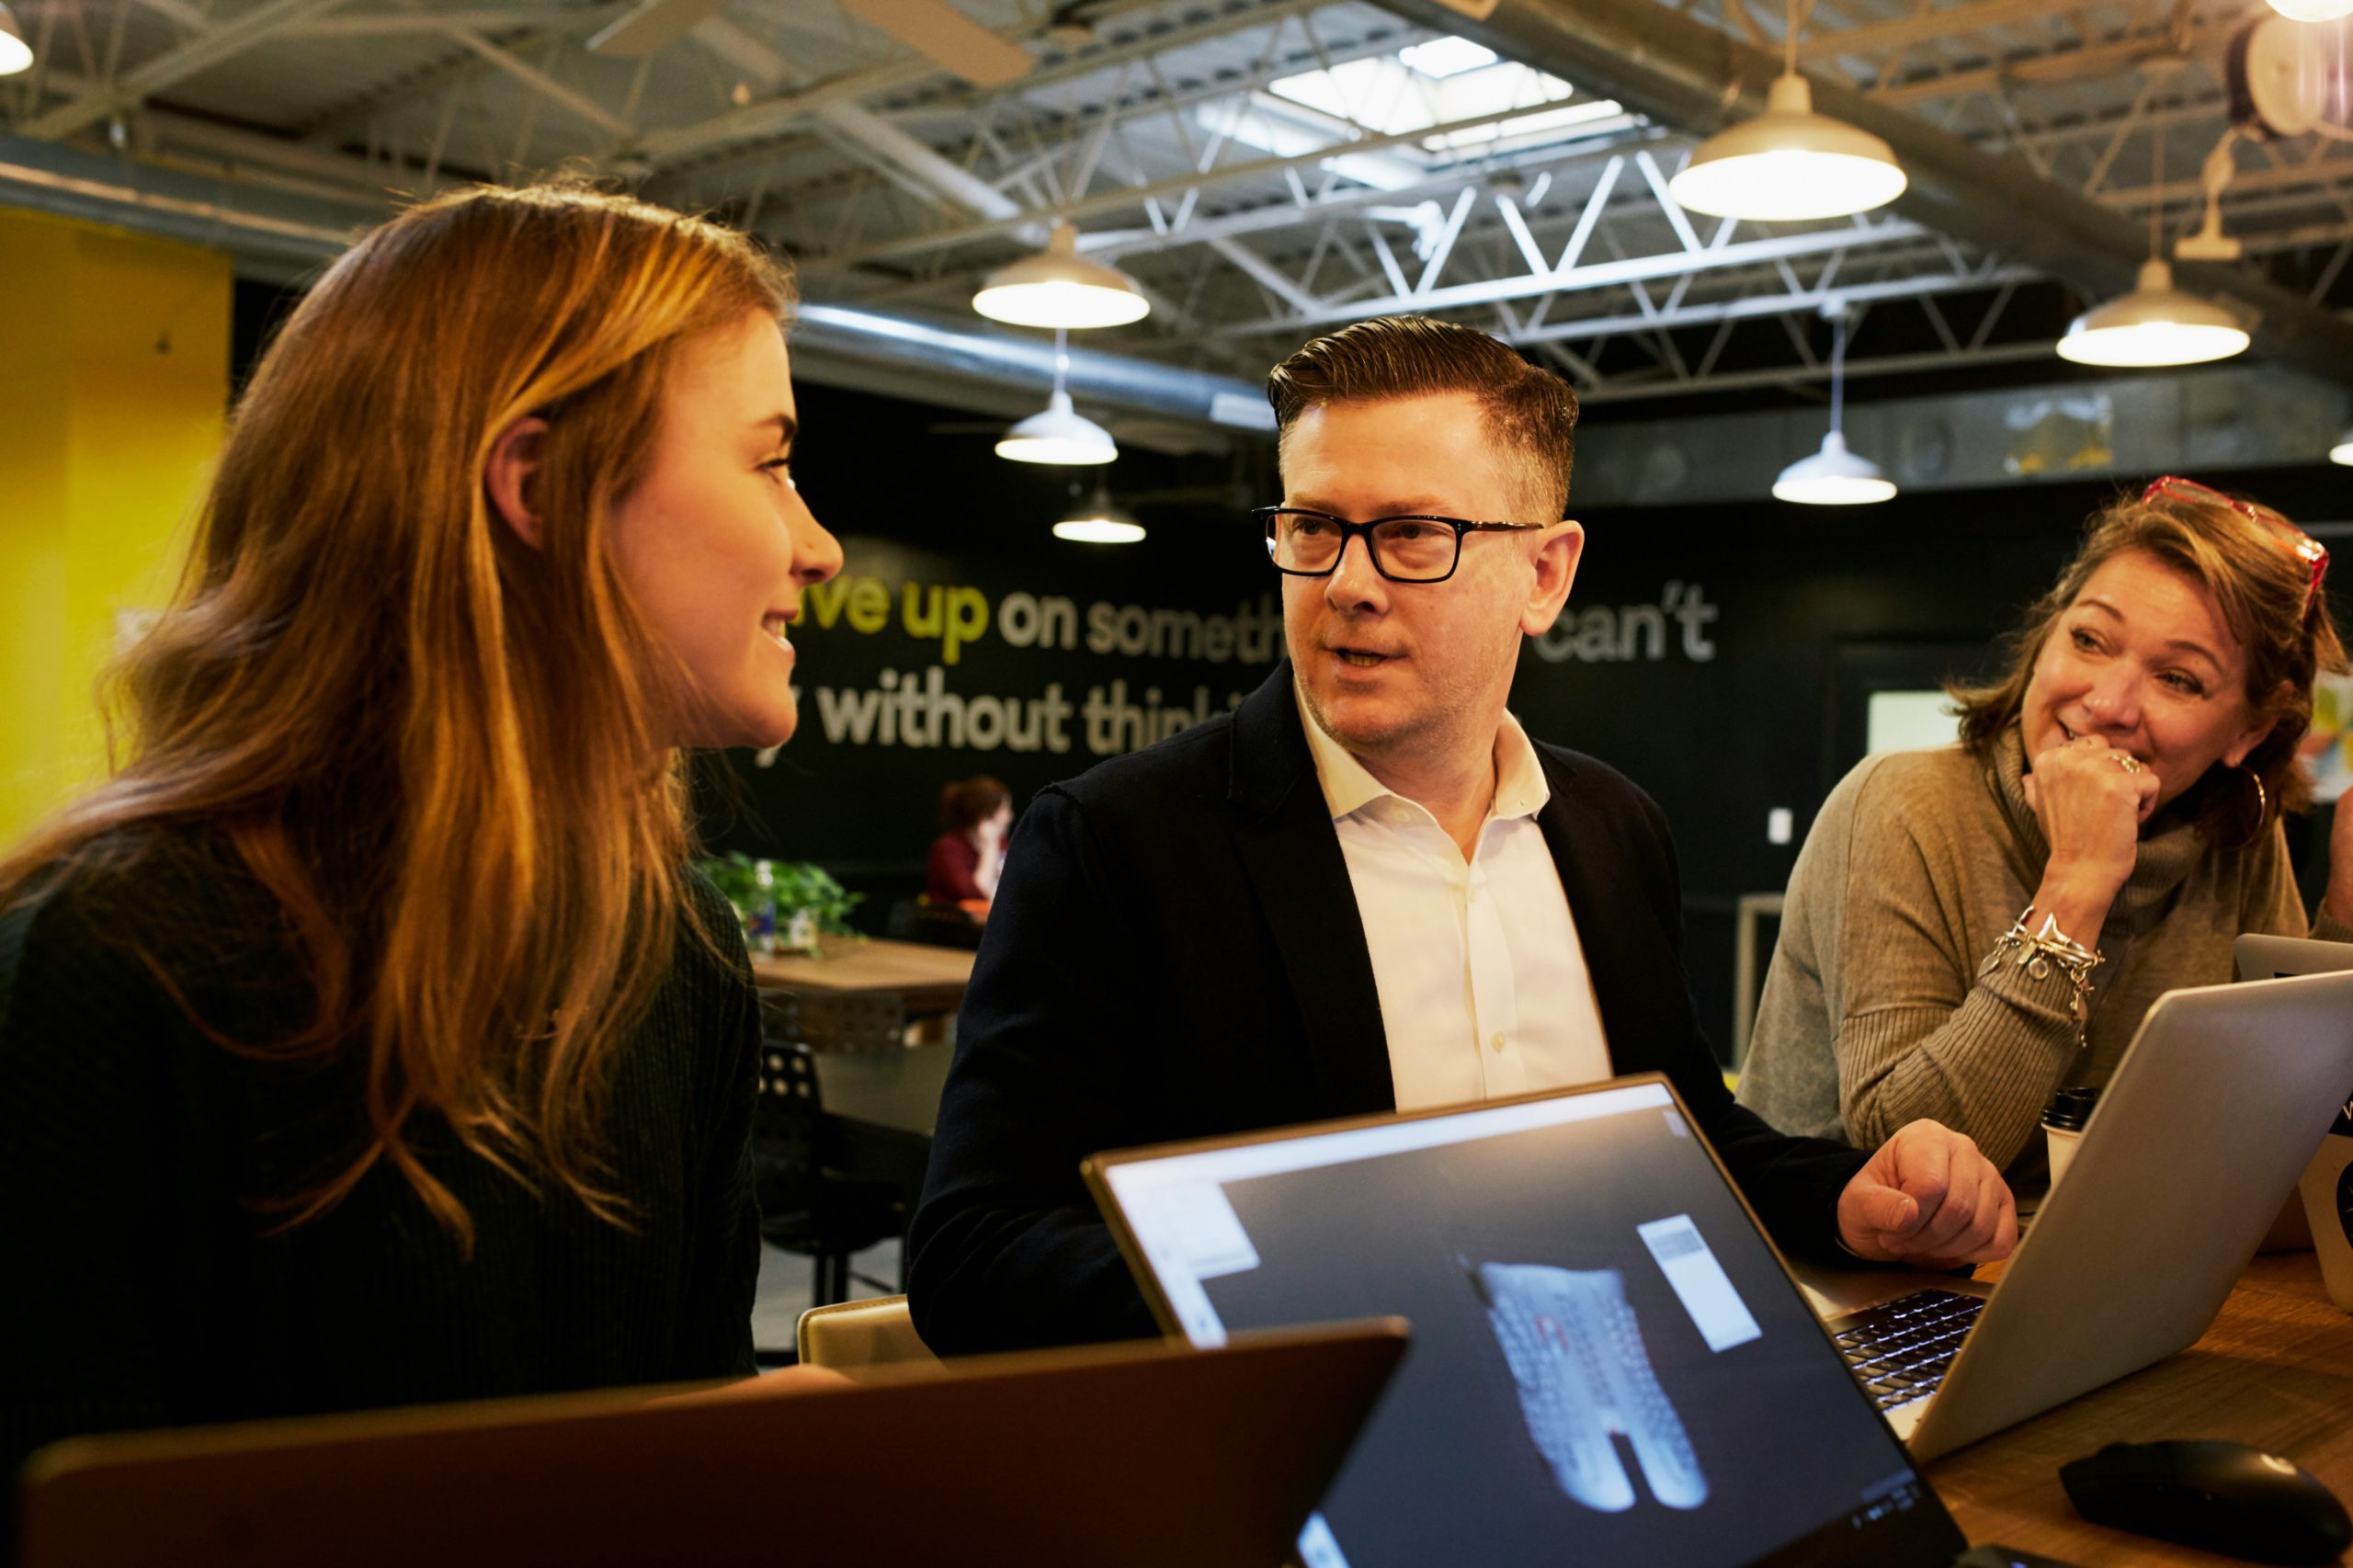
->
xmin=972 ymin=222 xmax=1150 ymax=329
xmin=0 ymin=3 xmax=33 ymax=74
xmin=2058 ymin=119 xmax=2249 ymax=368
xmin=2331 ymin=430 xmax=2353 ymax=466
xmin=996 ymin=329 xmax=1118 ymax=465
xmin=1053 ymin=483 xmax=1145 ymax=544
xmin=2267 ymin=0 xmax=2353 ymax=19
xmin=1775 ymin=307 xmax=1895 ymax=506
xmin=2055 ymin=259 xmax=2251 ymax=367
xmin=1666 ymin=0 xmax=1906 ymax=222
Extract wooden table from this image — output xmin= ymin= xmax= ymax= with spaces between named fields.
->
xmin=750 ymin=936 xmax=975 ymax=1016
xmin=1915 ymin=1254 xmax=2353 ymax=1562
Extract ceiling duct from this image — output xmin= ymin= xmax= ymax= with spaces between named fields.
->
xmin=791 ymin=303 xmax=1275 ymax=435
xmin=1380 ymin=0 xmax=2353 ymax=387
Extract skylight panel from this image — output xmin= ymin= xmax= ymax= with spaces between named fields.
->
xmin=1269 ymin=52 xmax=1584 ymax=141
xmin=1233 ymin=39 xmax=1637 ymax=189
xmin=1397 ymin=36 xmax=1497 ymax=77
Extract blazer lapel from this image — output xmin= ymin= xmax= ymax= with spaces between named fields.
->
xmin=1229 ymin=665 xmax=1396 ymax=1117
xmin=1533 ymin=752 xmax=1683 ymax=1072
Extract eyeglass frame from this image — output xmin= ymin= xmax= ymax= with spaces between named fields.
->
xmin=1254 ymin=506 xmax=1554 ymax=585
xmin=2141 ymin=475 xmax=2330 ymax=614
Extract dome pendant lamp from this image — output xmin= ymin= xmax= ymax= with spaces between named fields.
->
xmin=1667 ymin=0 xmax=1906 ymax=222
xmin=1775 ymin=306 xmax=1895 ymax=506
xmin=1053 ymin=483 xmax=1146 ymax=544
xmin=972 ymin=221 xmax=1150 ymax=330
xmin=2057 ymin=123 xmax=2248 ymax=368
xmin=996 ymin=328 xmax=1118 ymax=466
xmin=0 ymin=3 xmax=34 ymax=74
xmin=2330 ymin=429 xmax=2353 ymax=466
xmin=2054 ymin=258 xmax=2251 ymax=367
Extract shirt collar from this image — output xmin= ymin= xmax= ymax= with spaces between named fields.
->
xmin=1293 ymin=679 xmax=1552 ymax=825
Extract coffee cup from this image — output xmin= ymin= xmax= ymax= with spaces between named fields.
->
xmin=2041 ymin=1085 xmax=2100 ymax=1190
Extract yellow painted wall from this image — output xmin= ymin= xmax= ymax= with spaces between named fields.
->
xmin=0 ymin=209 xmax=230 ymax=845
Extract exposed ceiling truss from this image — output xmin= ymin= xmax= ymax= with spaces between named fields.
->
xmin=3 ymin=0 xmax=2350 ymax=414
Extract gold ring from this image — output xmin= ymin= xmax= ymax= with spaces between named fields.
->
xmin=2112 ymin=753 xmax=2144 ymax=775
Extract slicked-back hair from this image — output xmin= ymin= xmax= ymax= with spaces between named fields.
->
xmin=1265 ymin=315 xmax=1579 ymax=519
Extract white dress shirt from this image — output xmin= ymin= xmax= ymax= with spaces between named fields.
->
xmin=1296 ymin=686 xmax=1612 ymax=1112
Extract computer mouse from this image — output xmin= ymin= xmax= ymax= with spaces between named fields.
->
xmin=2061 ymin=1439 xmax=2352 ymax=1565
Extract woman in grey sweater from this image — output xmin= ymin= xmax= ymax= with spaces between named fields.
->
xmin=1739 ymin=480 xmax=2352 ymax=1175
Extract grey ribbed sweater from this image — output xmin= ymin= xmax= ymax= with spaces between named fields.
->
xmin=1736 ymin=730 xmax=2353 ymax=1174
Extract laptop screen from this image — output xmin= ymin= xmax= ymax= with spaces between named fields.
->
xmin=1094 ymin=1080 xmax=1967 ymax=1568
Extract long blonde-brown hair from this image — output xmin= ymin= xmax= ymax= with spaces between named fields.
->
xmin=0 ymin=183 xmax=793 ymax=1246
xmin=1951 ymin=484 xmax=2347 ymax=839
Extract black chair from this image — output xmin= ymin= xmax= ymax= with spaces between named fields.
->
xmin=751 ymin=1039 xmax=904 ymax=1313
xmin=895 ymin=896 xmax=984 ymax=951
xmin=757 ymin=989 xmax=908 ymax=1053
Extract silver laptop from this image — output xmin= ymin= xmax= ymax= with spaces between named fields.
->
xmin=1822 ymin=967 xmax=2353 ymax=1460
xmin=2235 ymin=931 xmax=2353 ymax=983
xmin=1086 ymin=1076 xmax=1973 ymax=1568
xmin=2234 ymin=932 xmax=2353 ymax=1253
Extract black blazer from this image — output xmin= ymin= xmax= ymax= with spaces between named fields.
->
xmin=907 ymin=664 xmax=1868 ymax=1356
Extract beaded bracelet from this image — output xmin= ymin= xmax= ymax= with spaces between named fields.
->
xmin=1979 ymin=905 xmax=2103 ymax=1048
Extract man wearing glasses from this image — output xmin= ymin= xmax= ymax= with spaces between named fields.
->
xmin=909 ymin=315 xmax=2016 ymax=1355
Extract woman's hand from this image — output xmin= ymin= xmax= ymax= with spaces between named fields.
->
xmin=2022 ymin=734 xmax=2156 ymax=939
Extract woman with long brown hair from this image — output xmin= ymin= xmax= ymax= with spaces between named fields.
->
xmin=0 ymin=184 xmax=841 ymax=1476
xmin=1739 ymin=481 xmax=2350 ymax=1175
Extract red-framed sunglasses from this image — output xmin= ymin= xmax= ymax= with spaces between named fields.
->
xmin=2143 ymin=475 xmax=2330 ymax=613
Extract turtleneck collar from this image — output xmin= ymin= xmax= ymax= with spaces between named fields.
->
xmin=1987 ymin=724 xmax=2215 ymax=938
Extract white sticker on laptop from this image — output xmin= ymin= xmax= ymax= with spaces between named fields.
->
xmin=1639 ymin=1214 xmax=1761 ymax=1352
xmin=1139 ymin=1180 xmax=1261 ymax=1279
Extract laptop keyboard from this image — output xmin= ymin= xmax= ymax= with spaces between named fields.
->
xmin=1827 ymin=1289 xmax=1986 ymax=1411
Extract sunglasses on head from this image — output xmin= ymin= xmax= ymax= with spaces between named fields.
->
xmin=2142 ymin=475 xmax=2330 ymax=615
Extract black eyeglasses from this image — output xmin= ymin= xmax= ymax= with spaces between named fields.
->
xmin=1255 ymin=507 xmax=1551 ymax=584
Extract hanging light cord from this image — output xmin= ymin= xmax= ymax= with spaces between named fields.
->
xmin=1053 ymin=325 xmax=1071 ymax=398
xmin=1783 ymin=0 xmax=1800 ymax=76
xmin=1828 ymin=307 xmax=1849 ymax=438
xmin=2149 ymin=111 xmax=2165 ymax=261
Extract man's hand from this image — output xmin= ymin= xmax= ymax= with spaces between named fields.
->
xmin=1836 ymin=1119 xmax=2018 ymax=1268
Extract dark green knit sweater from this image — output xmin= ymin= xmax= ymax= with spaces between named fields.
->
xmin=0 ymin=825 xmax=762 ymax=1497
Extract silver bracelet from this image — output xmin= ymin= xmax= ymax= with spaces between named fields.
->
xmin=1980 ymin=905 xmax=2103 ymax=1048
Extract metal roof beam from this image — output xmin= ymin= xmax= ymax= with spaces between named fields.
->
xmin=19 ymin=0 xmax=357 ymax=142
xmin=810 ymin=98 xmax=1050 ymax=245
xmin=1796 ymin=0 xmax=2093 ymax=64
xmin=792 ymin=95 xmax=1643 ymax=271
xmin=1507 ymin=262 xmax=2044 ymax=346
xmin=1208 ymin=218 xmax=1933 ymax=335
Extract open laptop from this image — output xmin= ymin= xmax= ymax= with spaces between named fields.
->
xmin=1089 ymin=969 xmax=2353 ymax=1559
xmin=18 ymin=1322 xmax=1405 ymax=1568
xmin=2234 ymin=933 xmax=2353 ymax=1260
xmin=1818 ymin=966 xmax=2353 ymax=1460
xmin=1086 ymin=1075 xmax=1972 ymax=1568
xmin=2235 ymin=931 xmax=2353 ymax=983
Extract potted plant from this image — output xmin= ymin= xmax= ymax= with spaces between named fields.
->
xmin=698 ymin=853 xmax=863 ymax=956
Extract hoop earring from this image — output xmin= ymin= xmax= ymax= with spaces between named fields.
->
xmin=2241 ymin=764 xmax=2268 ymax=827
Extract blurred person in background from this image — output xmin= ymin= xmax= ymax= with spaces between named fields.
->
xmin=925 ymin=775 xmax=1013 ymax=921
